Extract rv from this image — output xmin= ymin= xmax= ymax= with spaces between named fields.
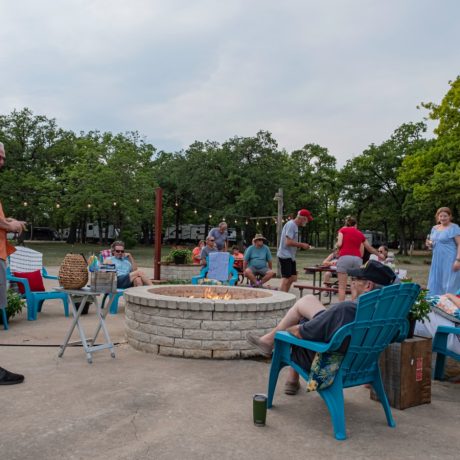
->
xmin=62 ymin=223 xmax=119 ymax=243
xmin=164 ymin=224 xmax=237 ymax=243
xmin=363 ymin=230 xmax=385 ymax=248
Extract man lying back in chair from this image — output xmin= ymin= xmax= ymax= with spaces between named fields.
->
xmin=105 ymin=241 xmax=152 ymax=288
xmin=247 ymin=260 xmax=397 ymax=395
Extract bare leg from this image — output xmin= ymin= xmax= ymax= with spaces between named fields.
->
xmin=261 ymin=270 xmax=275 ymax=285
xmin=337 ymin=272 xmax=348 ymax=302
xmin=323 ymin=271 xmax=332 ymax=285
xmin=280 ymin=274 xmax=297 ymax=292
xmin=257 ymin=295 xmax=325 ymax=347
xmin=285 ymin=367 xmax=300 ymax=385
xmin=130 ymin=270 xmax=152 ymax=286
xmin=244 ymin=268 xmax=257 ymax=285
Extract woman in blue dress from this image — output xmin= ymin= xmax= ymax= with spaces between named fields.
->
xmin=426 ymin=207 xmax=460 ymax=295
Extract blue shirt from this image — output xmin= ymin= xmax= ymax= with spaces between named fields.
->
xmin=208 ymin=228 xmax=228 ymax=251
xmin=244 ymin=245 xmax=272 ymax=270
xmin=109 ymin=257 xmax=132 ymax=277
xmin=277 ymin=220 xmax=299 ymax=260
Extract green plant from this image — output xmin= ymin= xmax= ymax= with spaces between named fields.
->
xmin=163 ymin=248 xmax=192 ymax=264
xmin=0 ymin=289 xmax=25 ymax=324
xmin=410 ymin=289 xmax=431 ymax=323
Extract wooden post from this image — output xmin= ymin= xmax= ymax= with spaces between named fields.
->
xmin=153 ymin=187 xmax=163 ymax=281
xmin=273 ymin=188 xmax=283 ymax=278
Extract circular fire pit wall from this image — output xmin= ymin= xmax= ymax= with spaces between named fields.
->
xmin=124 ymin=285 xmax=296 ymax=359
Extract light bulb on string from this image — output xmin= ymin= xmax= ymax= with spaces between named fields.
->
xmin=245 ymin=220 xmax=249 ymax=225
xmin=234 ymin=219 xmax=237 ymax=224
xmin=113 ymin=202 xmax=117 ymax=206
xmin=135 ymin=198 xmax=140 ymax=203
xmin=209 ymin=214 xmax=212 ymax=219
xmin=87 ymin=204 xmax=92 ymax=209
xmin=175 ymin=201 xmax=178 ymax=207
xmin=265 ymin=220 xmax=268 ymax=225
xmin=56 ymin=203 xmax=60 ymax=209
xmin=194 ymin=209 xmax=197 ymax=214
xmin=23 ymin=201 xmax=28 ymax=207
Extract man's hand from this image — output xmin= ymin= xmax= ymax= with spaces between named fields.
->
xmin=287 ymin=325 xmax=303 ymax=339
xmin=9 ymin=220 xmax=27 ymax=234
xmin=300 ymin=242 xmax=310 ymax=250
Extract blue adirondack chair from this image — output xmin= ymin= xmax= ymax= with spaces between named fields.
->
xmin=191 ymin=253 xmax=238 ymax=285
xmin=433 ymin=325 xmax=460 ymax=380
xmin=267 ymin=282 xmax=420 ymax=440
xmin=7 ymin=246 xmax=69 ymax=321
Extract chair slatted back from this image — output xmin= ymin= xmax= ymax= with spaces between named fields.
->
xmin=8 ymin=246 xmax=43 ymax=273
xmin=329 ymin=283 xmax=420 ymax=387
xmin=207 ymin=252 xmax=232 ymax=282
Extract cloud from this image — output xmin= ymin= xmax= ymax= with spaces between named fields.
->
xmin=1 ymin=0 xmax=459 ymax=165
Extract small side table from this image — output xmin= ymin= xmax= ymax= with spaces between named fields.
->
xmin=371 ymin=336 xmax=432 ymax=410
xmin=56 ymin=287 xmax=116 ymax=364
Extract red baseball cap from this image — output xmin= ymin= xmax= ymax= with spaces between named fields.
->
xmin=298 ymin=209 xmax=313 ymax=221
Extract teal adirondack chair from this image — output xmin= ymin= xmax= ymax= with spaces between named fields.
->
xmin=7 ymin=246 xmax=69 ymax=321
xmin=267 ymin=282 xmax=420 ymax=440
xmin=191 ymin=253 xmax=238 ymax=285
xmin=433 ymin=325 xmax=460 ymax=380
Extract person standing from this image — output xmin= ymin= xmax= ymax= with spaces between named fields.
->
xmin=336 ymin=216 xmax=379 ymax=301
xmin=426 ymin=207 xmax=460 ymax=295
xmin=208 ymin=222 xmax=228 ymax=252
xmin=277 ymin=209 xmax=313 ymax=292
xmin=0 ymin=142 xmax=27 ymax=385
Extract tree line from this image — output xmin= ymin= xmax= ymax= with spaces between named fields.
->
xmin=1 ymin=77 xmax=459 ymax=253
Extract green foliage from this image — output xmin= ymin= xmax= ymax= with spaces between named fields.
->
xmin=1 ymin=289 xmax=25 ymax=323
xmin=163 ymin=248 xmax=192 ymax=264
xmin=410 ymin=289 xmax=431 ymax=322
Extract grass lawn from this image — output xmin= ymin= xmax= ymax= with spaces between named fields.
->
xmin=24 ymin=242 xmax=432 ymax=287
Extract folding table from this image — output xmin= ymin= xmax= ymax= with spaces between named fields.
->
xmin=56 ymin=287 xmax=116 ymax=363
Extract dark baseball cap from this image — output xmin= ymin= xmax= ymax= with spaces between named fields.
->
xmin=348 ymin=260 xmax=396 ymax=286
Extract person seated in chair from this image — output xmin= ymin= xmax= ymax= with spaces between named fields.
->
xmin=231 ymin=245 xmax=244 ymax=272
xmin=243 ymin=234 xmax=275 ymax=287
xmin=192 ymin=240 xmax=205 ymax=265
xmin=321 ymin=250 xmax=339 ymax=286
xmin=106 ymin=241 xmax=152 ymax=288
xmin=246 ymin=261 xmax=396 ymax=395
xmin=200 ymin=236 xmax=217 ymax=267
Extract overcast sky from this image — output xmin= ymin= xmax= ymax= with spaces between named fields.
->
xmin=1 ymin=0 xmax=459 ymax=165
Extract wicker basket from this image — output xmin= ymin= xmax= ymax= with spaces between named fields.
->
xmin=58 ymin=253 xmax=88 ymax=290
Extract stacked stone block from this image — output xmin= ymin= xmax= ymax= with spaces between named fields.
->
xmin=124 ymin=286 xmax=296 ymax=359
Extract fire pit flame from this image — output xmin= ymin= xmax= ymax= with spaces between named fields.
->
xmin=189 ymin=287 xmax=232 ymax=300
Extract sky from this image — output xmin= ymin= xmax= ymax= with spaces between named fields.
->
xmin=1 ymin=0 xmax=459 ymax=166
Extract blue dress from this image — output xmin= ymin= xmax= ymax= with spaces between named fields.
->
xmin=427 ymin=223 xmax=460 ymax=295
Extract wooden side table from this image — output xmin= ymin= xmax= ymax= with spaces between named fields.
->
xmin=371 ymin=336 xmax=432 ymax=410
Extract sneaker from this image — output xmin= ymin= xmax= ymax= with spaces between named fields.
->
xmin=246 ymin=332 xmax=273 ymax=357
xmin=0 ymin=367 xmax=25 ymax=385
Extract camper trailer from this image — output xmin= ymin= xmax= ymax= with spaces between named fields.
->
xmin=363 ymin=230 xmax=385 ymax=248
xmin=164 ymin=224 xmax=237 ymax=243
xmin=62 ymin=223 xmax=119 ymax=243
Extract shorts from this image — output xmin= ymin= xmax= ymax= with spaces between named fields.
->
xmin=117 ymin=274 xmax=133 ymax=289
xmin=0 ymin=260 xmax=6 ymax=309
xmin=278 ymin=258 xmax=297 ymax=278
xmin=291 ymin=311 xmax=326 ymax=371
xmin=336 ymin=255 xmax=362 ymax=274
xmin=247 ymin=266 xmax=269 ymax=277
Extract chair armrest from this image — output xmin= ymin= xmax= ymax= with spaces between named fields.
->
xmin=435 ymin=325 xmax=460 ymax=336
xmin=42 ymin=267 xmax=58 ymax=280
xmin=7 ymin=275 xmax=31 ymax=293
xmin=274 ymin=331 xmax=333 ymax=353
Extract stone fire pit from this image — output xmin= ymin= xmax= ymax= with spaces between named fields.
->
xmin=124 ymin=285 xmax=296 ymax=359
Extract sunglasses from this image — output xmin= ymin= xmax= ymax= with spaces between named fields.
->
xmin=208 ymin=239 xmax=215 ymax=242
xmin=114 ymin=249 xmax=125 ymax=254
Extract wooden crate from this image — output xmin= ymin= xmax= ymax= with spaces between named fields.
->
xmin=90 ymin=271 xmax=117 ymax=293
xmin=370 ymin=336 xmax=432 ymax=410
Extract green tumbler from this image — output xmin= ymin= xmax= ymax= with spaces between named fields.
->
xmin=253 ymin=394 xmax=267 ymax=426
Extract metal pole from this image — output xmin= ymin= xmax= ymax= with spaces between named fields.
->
xmin=154 ymin=187 xmax=163 ymax=280
xmin=273 ymin=188 xmax=283 ymax=278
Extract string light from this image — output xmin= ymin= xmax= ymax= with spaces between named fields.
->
xmin=222 ymin=217 xmax=226 ymax=221
xmin=56 ymin=203 xmax=60 ymax=209
xmin=265 ymin=220 xmax=268 ymax=225
xmin=194 ymin=209 xmax=197 ymax=214
xmin=23 ymin=201 xmax=28 ymax=207
xmin=209 ymin=214 xmax=212 ymax=219
xmin=135 ymin=198 xmax=140 ymax=203
xmin=113 ymin=202 xmax=117 ymax=206
xmin=234 ymin=219 xmax=237 ymax=224
xmin=175 ymin=201 xmax=178 ymax=207
xmin=245 ymin=220 xmax=249 ymax=225
xmin=87 ymin=204 xmax=92 ymax=208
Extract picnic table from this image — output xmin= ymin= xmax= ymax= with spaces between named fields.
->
xmin=293 ymin=265 xmax=350 ymax=303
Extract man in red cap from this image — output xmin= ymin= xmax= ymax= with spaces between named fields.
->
xmin=277 ymin=209 xmax=313 ymax=292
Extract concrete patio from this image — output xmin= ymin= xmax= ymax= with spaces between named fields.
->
xmin=1 ymin=272 xmax=459 ymax=460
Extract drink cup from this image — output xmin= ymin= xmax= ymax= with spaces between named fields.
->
xmin=253 ymin=394 xmax=267 ymax=426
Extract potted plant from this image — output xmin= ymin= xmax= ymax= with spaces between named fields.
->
xmin=0 ymin=289 xmax=25 ymax=325
xmin=407 ymin=288 xmax=431 ymax=338
xmin=165 ymin=248 xmax=192 ymax=265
